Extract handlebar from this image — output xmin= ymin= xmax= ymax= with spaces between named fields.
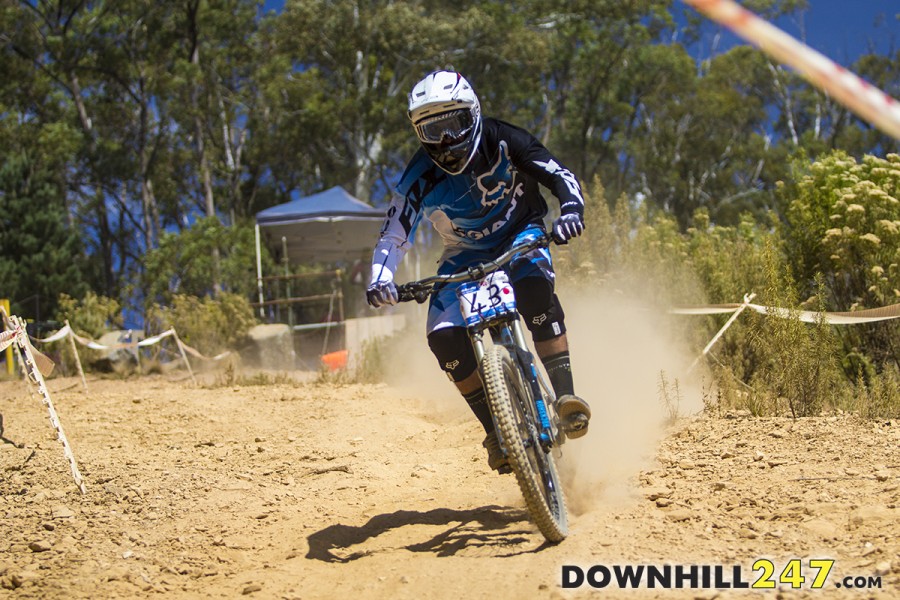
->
xmin=396 ymin=233 xmax=553 ymax=304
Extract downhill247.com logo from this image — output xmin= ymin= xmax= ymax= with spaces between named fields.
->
xmin=562 ymin=560 xmax=883 ymax=591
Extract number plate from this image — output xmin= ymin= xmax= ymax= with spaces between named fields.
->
xmin=457 ymin=271 xmax=517 ymax=326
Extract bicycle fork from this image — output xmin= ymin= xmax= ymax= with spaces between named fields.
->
xmin=472 ymin=319 xmax=561 ymax=450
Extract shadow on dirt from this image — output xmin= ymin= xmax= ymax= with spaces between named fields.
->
xmin=306 ymin=505 xmax=549 ymax=562
xmin=0 ymin=413 xmax=24 ymax=447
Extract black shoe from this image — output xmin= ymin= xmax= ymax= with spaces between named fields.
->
xmin=557 ymin=394 xmax=591 ymax=439
xmin=482 ymin=432 xmax=511 ymax=474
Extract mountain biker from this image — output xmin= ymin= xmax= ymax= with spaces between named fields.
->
xmin=366 ymin=70 xmax=591 ymax=473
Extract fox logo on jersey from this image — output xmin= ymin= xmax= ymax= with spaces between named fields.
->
xmin=477 ymin=141 xmax=514 ymax=207
xmin=451 ymin=182 xmax=524 ymax=240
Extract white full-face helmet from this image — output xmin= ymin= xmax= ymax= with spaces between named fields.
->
xmin=408 ymin=70 xmax=482 ymax=175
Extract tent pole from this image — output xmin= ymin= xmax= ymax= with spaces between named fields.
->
xmin=282 ymin=236 xmax=293 ymax=329
xmin=255 ymin=224 xmax=265 ymax=318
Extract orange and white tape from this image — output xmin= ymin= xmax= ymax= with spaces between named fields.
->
xmin=683 ymin=0 xmax=900 ymax=140
xmin=0 ymin=327 xmax=21 ymax=353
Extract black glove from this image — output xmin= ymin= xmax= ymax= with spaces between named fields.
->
xmin=552 ymin=212 xmax=585 ymax=244
xmin=366 ymin=281 xmax=398 ymax=307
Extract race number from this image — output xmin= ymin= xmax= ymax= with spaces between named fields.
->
xmin=457 ymin=271 xmax=517 ymax=327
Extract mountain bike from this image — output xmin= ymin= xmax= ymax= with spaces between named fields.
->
xmin=396 ymin=233 xmax=569 ymax=542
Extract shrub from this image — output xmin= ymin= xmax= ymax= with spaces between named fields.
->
xmin=146 ymin=293 xmax=257 ymax=357
xmin=56 ymin=292 xmax=122 ymax=338
xmin=746 ymin=255 xmax=846 ymax=417
xmin=855 ymin=365 xmax=900 ymax=419
xmin=53 ymin=292 xmax=124 ymax=373
xmin=782 ymin=151 xmax=900 ymax=375
xmin=143 ymin=218 xmax=274 ymax=304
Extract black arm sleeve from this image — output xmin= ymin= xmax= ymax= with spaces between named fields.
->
xmin=498 ymin=119 xmax=585 ymax=216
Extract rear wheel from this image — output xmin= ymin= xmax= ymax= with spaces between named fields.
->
xmin=482 ymin=345 xmax=568 ymax=542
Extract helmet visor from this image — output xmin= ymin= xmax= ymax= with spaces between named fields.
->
xmin=415 ymin=109 xmax=475 ymax=145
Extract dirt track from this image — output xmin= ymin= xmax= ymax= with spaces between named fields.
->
xmin=1 ymin=368 xmax=898 ymax=600
xmin=1 ymin=299 xmax=899 ymax=599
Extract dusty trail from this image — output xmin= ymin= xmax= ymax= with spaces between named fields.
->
xmin=1 ymin=300 xmax=899 ymax=599
xmin=0 ymin=371 xmax=898 ymax=600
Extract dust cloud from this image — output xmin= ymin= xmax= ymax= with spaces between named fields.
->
xmin=560 ymin=288 xmax=705 ymax=515
xmin=380 ymin=310 xmax=468 ymax=421
xmin=375 ymin=285 xmax=708 ymax=518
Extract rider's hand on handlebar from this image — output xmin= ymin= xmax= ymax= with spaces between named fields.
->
xmin=366 ymin=280 xmax=399 ymax=307
xmin=551 ymin=212 xmax=585 ymax=245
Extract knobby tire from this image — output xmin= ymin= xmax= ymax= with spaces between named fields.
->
xmin=482 ymin=346 xmax=568 ymax=543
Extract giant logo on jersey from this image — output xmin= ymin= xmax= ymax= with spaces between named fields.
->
xmin=451 ymin=182 xmax=525 ymax=240
xmin=476 ymin=141 xmax=515 ymax=207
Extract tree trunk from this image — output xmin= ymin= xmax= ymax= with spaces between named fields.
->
xmin=186 ymin=0 xmax=220 ymax=294
xmin=69 ymin=72 xmax=116 ymax=296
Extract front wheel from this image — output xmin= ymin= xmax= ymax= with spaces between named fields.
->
xmin=482 ymin=345 xmax=568 ymax=542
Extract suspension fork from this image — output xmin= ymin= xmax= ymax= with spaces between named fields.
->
xmin=511 ymin=319 xmax=556 ymax=409
xmin=470 ymin=330 xmax=486 ymax=365
xmin=508 ymin=320 xmax=554 ymax=439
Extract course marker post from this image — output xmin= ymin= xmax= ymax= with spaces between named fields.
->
xmin=172 ymin=330 xmax=197 ymax=385
xmin=1 ymin=299 xmax=11 ymax=375
xmin=8 ymin=314 xmax=87 ymax=494
xmin=65 ymin=320 xmax=89 ymax=392
xmin=687 ymin=292 xmax=756 ymax=375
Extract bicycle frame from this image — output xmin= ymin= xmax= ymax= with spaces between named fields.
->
xmin=396 ymin=233 xmax=564 ymax=449
xmin=469 ymin=315 xmax=563 ymax=450
xmin=396 ymin=232 xmax=570 ymax=542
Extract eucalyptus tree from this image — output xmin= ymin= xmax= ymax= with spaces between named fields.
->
xmin=420 ymin=1 xmax=550 ymax=140
xmin=4 ymin=1 xmax=116 ymax=295
xmin=169 ymin=0 xmax=280 ymax=222
xmin=2 ymin=1 xmax=186 ymax=297
xmin=849 ymin=49 xmax=900 ymax=156
xmin=671 ymin=46 xmax=781 ymax=226
xmin=273 ymin=0 xmax=430 ymax=202
xmin=516 ymin=0 xmax=674 ymax=188
xmin=269 ymin=0 xmax=544 ymax=204
xmin=0 ymin=152 xmax=93 ymax=320
xmin=0 ymin=2 xmax=94 ymax=317
xmin=791 ymin=49 xmax=900 ymax=157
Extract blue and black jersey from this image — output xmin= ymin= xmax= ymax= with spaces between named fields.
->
xmin=371 ymin=117 xmax=584 ymax=285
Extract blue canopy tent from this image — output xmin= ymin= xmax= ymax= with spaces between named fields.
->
xmin=253 ymin=186 xmax=385 ymax=319
xmin=255 ymin=186 xmax=384 ymax=265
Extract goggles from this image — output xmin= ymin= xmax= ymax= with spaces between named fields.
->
xmin=415 ymin=109 xmax=475 ymax=145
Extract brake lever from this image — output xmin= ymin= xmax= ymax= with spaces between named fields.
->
xmin=550 ymin=230 xmax=568 ymax=246
xmin=398 ymin=284 xmax=433 ymax=304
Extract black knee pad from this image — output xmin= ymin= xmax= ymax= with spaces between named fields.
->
xmin=513 ymin=277 xmax=567 ymax=342
xmin=427 ymin=327 xmax=478 ymax=382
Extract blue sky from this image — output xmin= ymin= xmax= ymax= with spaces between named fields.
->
xmin=793 ymin=0 xmax=897 ymax=60
xmin=702 ymin=0 xmax=899 ymax=65
xmin=261 ymin=0 xmax=897 ymax=66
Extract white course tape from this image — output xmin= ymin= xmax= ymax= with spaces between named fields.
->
xmin=137 ymin=329 xmax=175 ymax=347
xmin=682 ymin=0 xmax=900 ymax=140
xmin=748 ymin=303 xmax=900 ymax=324
xmin=32 ymin=323 xmax=72 ymax=343
xmin=36 ymin=326 xmax=230 ymax=362
xmin=671 ymin=301 xmax=900 ymax=325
